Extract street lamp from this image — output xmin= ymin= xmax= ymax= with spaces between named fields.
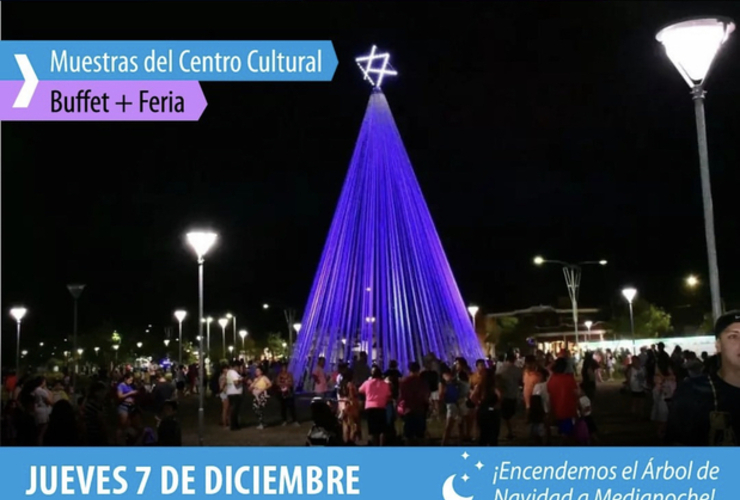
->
xmin=239 ymin=329 xmax=247 ymax=351
xmin=293 ymin=323 xmax=302 ymax=335
xmin=622 ymin=287 xmax=638 ymax=354
xmin=9 ymin=307 xmax=27 ymax=375
xmin=226 ymin=313 xmax=237 ymax=353
xmin=584 ymin=320 xmax=593 ymax=341
xmin=467 ymin=305 xmax=479 ymax=328
xmin=202 ymin=317 xmax=213 ymax=355
xmin=164 ymin=339 xmax=170 ymax=347
xmin=686 ymin=275 xmax=700 ymax=288
xmin=657 ymin=17 xmax=735 ymax=322
xmin=263 ymin=303 xmax=269 ymax=310
xmin=186 ymin=230 xmax=218 ymax=447
xmin=174 ymin=310 xmax=187 ymax=366
xmin=94 ymin=347 xmax=99 ymax=355
xmin=136 ymin=342 xmax=142 ymax=349
xmin=218 ymin=318 xmax=229 ymax=358
xmin=67 ymin=284 xmax=86 ymax=381
xmin=533 ymin=256 xmax=607 ymax=346
xmin=228 ymin=345 xmax=234 ymax=357
xmin=112 ymin=344 xmax=119 ymax=362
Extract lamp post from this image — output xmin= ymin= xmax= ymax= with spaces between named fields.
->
xmin=656 ymin=17 xmax=735 ymax=322
xmin=622 ymin=288 xmax=638 ymax=354
xmin=534 ymin=256 xmax=607 ymax=347
xmin=467 ymin=305 xmax=479 ymax=328
xmin=219 ymin=318 xmax=229 ymax=358
xmin=226 ymin=313 xmax=237 ymax=353
xmin=186 ymin=230 xmax=218 ymax=447
xmin=239 ymin=329 xmax=247 ymax=353
xmin=174 ymin=310 xmax=187 ymax=366
xmin=112 ymin=344 xmax=119 ymax=362
xmin=228 ymin=346 xmax=234 ymax=357
xmin=202 ymin=317 xmax=213 ymax=356
xmin=67 ymin=284 xmax=86 ymax=383
xmin=9 ymin=307 xmax=27 ymax=376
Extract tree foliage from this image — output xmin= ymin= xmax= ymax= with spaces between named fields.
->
xmin=612 ymin=298 xmax=673 ymax=338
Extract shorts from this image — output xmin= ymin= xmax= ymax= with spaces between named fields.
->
xmin=557 ymin=418 xmax=574 ymax=436
xmin=403 ymin=413 xmax=427 ymax=440
xmin=366 ymin=408 xmax=387 ymax=435
xmin=446 ymin=403 xmax=460 ymax=420
xmin=118 ymin=404 xmax=133 ymax=416
xmin=501 ymin=398 xmax=517 ymax=420
xmin=430 ymin=391 xmax=439 ymax=401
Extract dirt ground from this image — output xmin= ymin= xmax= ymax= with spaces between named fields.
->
xmin=174 ymin=380 xmax=660 ymax=447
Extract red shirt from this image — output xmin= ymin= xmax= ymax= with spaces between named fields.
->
xmin=547 ymin=373 xmax=578 ymax=420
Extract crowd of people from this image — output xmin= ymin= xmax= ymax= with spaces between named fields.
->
xmin=1 ymin=310 xmax=738 ymax=447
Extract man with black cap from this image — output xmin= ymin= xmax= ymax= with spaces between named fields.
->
xmin=665 ymin=311 xmax=740 ymax=446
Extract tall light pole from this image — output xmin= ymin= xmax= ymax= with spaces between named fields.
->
xmin=218 ymin=318 xmax=229 ymax=358
xmin=67 ymin=284 xmax=85 ymax=385
xmin=622 ymin=288 xmax=638 ymax=354
xmin=239 ymin=329 xmax=247 ymax=353
xmin=534 ymin=256 xmax=607 ymax=347
xmin=186 ymin=230 xmax=218 ymax=447
xmin=202 ymin=317 xmax=213 ymax=355
xmin=174 ymin=310 xmax=187 ymax=366
xmin=226 ymin=313 xmax=237 ymax=352
xmin=10 ymin=307 xmax=27 ymax=376
xmin=467 ymin=305 xmax=479 ymax=329
xmin=112 ymin=344 xmax=119 ymax=362
xmin=656 ymin=17 xmax=735 ymax=322
xmin=584 ymin=320 xmax=593 ymax=341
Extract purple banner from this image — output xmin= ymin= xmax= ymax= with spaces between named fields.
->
xmin=0 ymin=81 xmax=207 ymax=121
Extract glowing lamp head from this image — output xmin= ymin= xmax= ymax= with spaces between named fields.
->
xmin=262 ymin=303 xmax=269 ymax=310
xmin=186 ymin=231 xmax=218 ymax=260
xmin=656 ymin=17 xmax=735 ymax=88
xmin=239 ymin=329 xmax=247 ymax=339
xmin=599 ymin=260 xmax=608 ymax=266
xmin=467 ymin=305 xmax=479 ymax=317
xmin=77 ymin=348 xmax=84 ymax=355
xmin=584 ymin=321 xmax=593 ymax=330
xmin=622 ymin=287 xmax=638 ymax=303
xmin=136 ymin=342 xmax=142 ymax=348
xmin=164 ymin=340 xmax=170 ymax=346
xmin=206 ymin=317 xmax=213 ymax=324
xmin=175 ymin=310 xmax=187 ymax=322
xmin=293 ymin=322 xmax=302 ymax=333
xmin=10 ymin=307 xmax=27 ymax=322
xmin=533 ymin=256 xmax=545 ymax=266
xmin=218 ymin=318 xmax=229 ymax=328
xmin=226 ymin=313 xmax=233 ymax=319
xmin=686 ymin=275 xmax=700 ymax=288
xmin=355 ymin=45 xmax=397 ymax=88
xmin=112 ymin=345 xmax=119 ymax=351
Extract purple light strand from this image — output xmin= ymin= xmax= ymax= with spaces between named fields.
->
xmin=289 ymin=89 xmax=484 ymax=389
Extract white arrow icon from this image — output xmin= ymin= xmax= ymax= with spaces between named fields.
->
xmin=13 ymin=54 xmax=39 ymax=108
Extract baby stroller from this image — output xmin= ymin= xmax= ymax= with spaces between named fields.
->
xmin=306 ymin=397 xmax=343 ymax=446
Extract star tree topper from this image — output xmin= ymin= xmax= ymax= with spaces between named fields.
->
xmin=355 ymin=45 xmax=397 ymax=88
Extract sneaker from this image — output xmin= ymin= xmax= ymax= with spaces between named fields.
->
xmin=282 ymin=421 xmax=287 ymax=427
xmin=293 ymin=422 xmax=300 ymax=427
xmin=257 ymin=424 xmax=265 ymax=430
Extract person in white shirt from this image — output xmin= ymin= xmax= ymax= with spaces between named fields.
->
xmin=225 ymin=361 xmax=244 ymax=431
xmin=529 ymin=367 xmax=550 ymax=445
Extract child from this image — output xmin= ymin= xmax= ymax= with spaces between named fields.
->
xmin=576 ymin=393 xmax=598 ymax=445
xmin=529 ymin=367 xmax=550 ymax=445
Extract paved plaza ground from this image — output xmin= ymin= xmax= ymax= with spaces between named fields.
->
xmin=173 ymin=381 xmax=660 ymax=446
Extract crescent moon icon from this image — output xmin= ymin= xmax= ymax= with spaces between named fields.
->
xmin=442 ymin=474 xmax=474 ymax=500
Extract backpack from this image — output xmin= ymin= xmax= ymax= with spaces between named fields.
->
xmin=444 ymin=380 xmax=460 ymax=404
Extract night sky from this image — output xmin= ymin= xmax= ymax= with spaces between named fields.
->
xmin=3 ymin=1 xmax=739 ymax=347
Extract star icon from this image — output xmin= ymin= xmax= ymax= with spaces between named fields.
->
xmin=355 ymin=45 xmax=398 ymax=88
xmin=462 ymin=474 xmax=470 ymax=482
xmin=461 ymin=452 xmax=470 ymax=460
xmin=475 ymin=461 xmax=484 ymax=470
